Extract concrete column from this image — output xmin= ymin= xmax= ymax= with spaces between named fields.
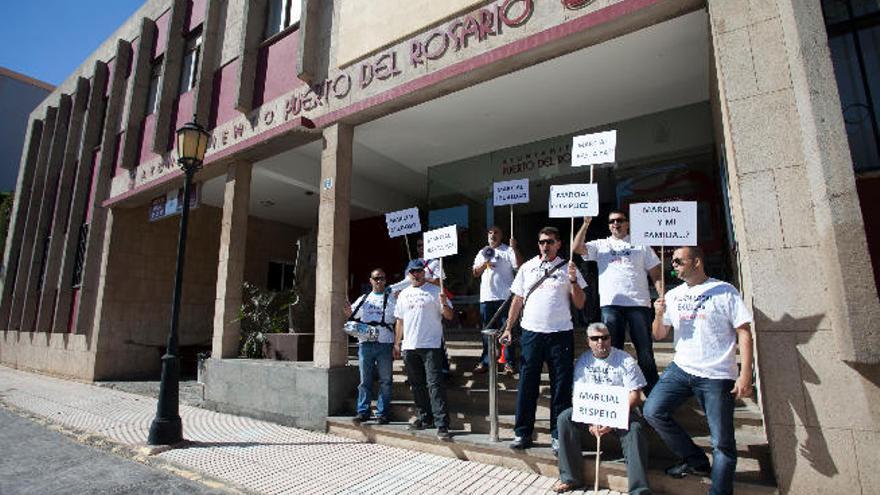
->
xmin=313 ymin=123 xmax=352 ymax=368
xmin=234 ymin=0 xmax=267 ymax=113
xmin=52 ymin=61 xmax=109 ymax=334
xmin=193 ymin=0 xmax=223 ymax=125
xmin=151 ymin=0 xmax=187 ymax=154
xmin=0 ymin=118 xmax=44 ymax=329
xmin=7 ymin=106 xmax=56 ymax=330
xmin=36 ymin=78 xmax=90 ymax=332
xmin=119 ymin=17 xmax=158 ymax=170
xmin=212 ymin=161 xmax=252 ymax=358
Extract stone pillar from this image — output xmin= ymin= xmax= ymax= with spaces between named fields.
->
xmin=708 ymin=0 xmax=880 ymax=492
xmin=313 ymin=124 xmax=352 ymax=368
xmin=212 ymin=162 xmax=251 ymax=358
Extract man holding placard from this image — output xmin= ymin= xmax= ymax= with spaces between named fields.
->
xmin=472 ymin=225 xmax=522 ymax=375
xmin=393 ymin=259 xmax=455 ymax=439
xmin=554 ymin=322 xmax=651 ymax=494
xmin=644 ymin=246 xmax=753 ymax=495
xmin=501 ymin=227 xmax=587 ymax=450
xmin=573 ymin=209 xmax=662 ymax=395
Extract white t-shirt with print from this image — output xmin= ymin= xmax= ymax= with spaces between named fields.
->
xmin=393 ymin=283 xmax=453 ymax=350
xmin=663 ymin=278 xmax=753 ymax=380
xmin=510 ymin=256 xmax=587 ymax=333
xmin=472 ymin=243 xmax=519 ymax=302
xmin=573 ymin=347 xmax=646 ymax=391
xmin=351 ymin=290 xmax=397 ymax=344
xmin=581 ymin=236 xmax=660 ymax=308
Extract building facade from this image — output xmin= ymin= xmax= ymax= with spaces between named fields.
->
xmin=1 ymin=0 xmax=879 ymax=492
xmin=0 ymin=67 xmax=53 ymax=191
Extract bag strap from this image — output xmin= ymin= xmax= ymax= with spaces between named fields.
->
xmin=523 ymin=259 xmax=568 ymax=305
xmin=347 ymin=291 xmax=371 ymax=322
xmin=379 ymin=289 xmax=393 ymax=329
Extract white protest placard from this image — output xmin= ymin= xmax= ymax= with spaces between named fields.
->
xmin=548 ymin=184 xmax=599 ymax=218
xmin=629 ymin=201 xmax=697 ymax=246
xmin=572 ymin=130 xmax=617 ymax=167
xmin=571 ymin=382 xmax=631 ymax=430
xmin=422 ymin=225 xmax=458 ymax=260
xmin=493 ymin=178 xmax=530 ymax=206
xmin=385 ymin=207 xmax=421 ymax=238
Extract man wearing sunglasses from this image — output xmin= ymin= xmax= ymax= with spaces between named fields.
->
xmin=393 ymin=259 xmax=455 ymax=439
xmin=501 ymin=227 xmax=587 ymax=450
xmin=573 ymin=209 xmax=662 ymax=395
xmin=644 ymin=246 xmax=753 ymax=495
xmin=553 ymin=323 xmax=651 ymax=494
xmin=345 ymin=268 xmax=396 ymax=424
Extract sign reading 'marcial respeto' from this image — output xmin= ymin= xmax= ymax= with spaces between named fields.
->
xmin=385 ymin=207 xmax=421 ymax=238
xmin=422 ymin=225 xmax=459 ymax=260
xmin=572 ymin=130 xmax=617 ymax=167
xmin=493 ymin=179 xmax=530 ymax=206
xmin=571 ymin=382 xmax=631 ymax=430
xmin=548 ymin=184 xmax=599 ymax=218
xmin=629 ymin=201 xmax=698 ymax=246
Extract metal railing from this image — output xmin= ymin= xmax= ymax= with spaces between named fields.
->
xmin=481 ymin=327 xmax=500 ymax=442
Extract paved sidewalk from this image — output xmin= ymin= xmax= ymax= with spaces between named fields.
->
xmin=0 ymin=366 xmax=620 ymax=495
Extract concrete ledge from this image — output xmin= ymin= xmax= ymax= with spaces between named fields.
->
xmin=1 ymin=331 xmax=96 ymax=379
xmin=202 ymin=358 xmax=358 ymax=430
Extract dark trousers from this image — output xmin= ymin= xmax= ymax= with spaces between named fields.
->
xmin=480 ymin=300 xmax=515 ymax=366
xmin=557 ymin=407 xmax=651 ymax=494
xmin=514 ymin=329 xmax=574 ymax=440
xmin=403 ymin=348 xmax=449 ymax=428
xmin=601 ymin=305 xmax=659 ymax=395
xmin=644 ymin=362 xmax=736 ymax=495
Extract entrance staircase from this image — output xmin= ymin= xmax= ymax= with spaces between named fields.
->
xmin=327 ymin=328 xmax=777 ymax=494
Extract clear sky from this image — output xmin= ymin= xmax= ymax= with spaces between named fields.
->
xmin=0 ymin=1 xmax=144 ymax=86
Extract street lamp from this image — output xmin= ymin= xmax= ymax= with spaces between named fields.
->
xmin=148 ymin=117 xmax=210 ymax=445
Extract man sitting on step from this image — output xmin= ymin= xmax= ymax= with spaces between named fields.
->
xmin=644 ymin=246 xmax=754 ymax=495
xmin=553 ymin=322 xmax=651 ymax=494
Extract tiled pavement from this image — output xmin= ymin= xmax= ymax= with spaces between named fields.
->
xmin=0 ymin=366 xmax=621 ymax=495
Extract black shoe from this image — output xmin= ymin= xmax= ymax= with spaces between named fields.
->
xmin=376 ymin=416 xmax=390 ymax=425
xmin=665 ymin=461 xmax=711 ymax=479
xmin=436 ymin=426 xmax=452 ymax=440
xmin=353 ymin=413 xmax=370 ymax=423
xmin=509 ymin=436 xmax=532 ymax=450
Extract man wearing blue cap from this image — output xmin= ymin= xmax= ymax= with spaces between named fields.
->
xmin=393 ymin=258 xmax=455 ymax=439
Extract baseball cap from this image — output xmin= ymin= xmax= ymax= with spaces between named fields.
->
xmin=407 ymin=259 xmax=426 ymax=272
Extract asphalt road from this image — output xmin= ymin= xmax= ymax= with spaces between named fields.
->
xmin=0 ymin=406 xmax=227 ymax=494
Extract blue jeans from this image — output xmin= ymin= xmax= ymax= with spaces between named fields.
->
xmin=601 ymin=305 xmax=659 ymax=395
xmin=644 ymin=362 xmax=736 ymax=495
xmin=357 ymin=342 xmax=393 ymax=418
xmin=480 ymin=300 xmax=515 ymax=366
xmin=514 ymin=329 xmax=574 ymax=440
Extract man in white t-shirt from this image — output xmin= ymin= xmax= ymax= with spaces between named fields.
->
xmin=472 ymin=225 xmax=522 ymax=375
xmin=573 ymin=209 xmax=662 ymax=394
xmin=500 ymin=227 xmax=587 ymax=450
xmin=344 ymin=268 xmax=396 ymax=424
xmin=553 ymin=323 xmax=651 ymax=494
xmin=644 ymin=246 xmax=754 ymax=495
xmin=393 ymin=259 xmax=455 ymax=440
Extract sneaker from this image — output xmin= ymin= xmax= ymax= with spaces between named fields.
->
xmin=436 ymin=426 xmax=452 ymax=440
xmin=408 ymin=418 xmax=435 ymax=431
xmin=473 ymin=363 xmax=489 ymax=374
xmin=376 ymin=416 xmax=390 ymax=425
xmin=665 ymin=461 xmax=711 ymax=479
xmin=353 ymin=413 xmax=370 ymax=423
xmin=551 ymin=437 xmax=559 ymax=456
xmin=509 ymin=436 xmax=532 ymax=450
xmin=503 ymin=364 xmax=516 ymax=375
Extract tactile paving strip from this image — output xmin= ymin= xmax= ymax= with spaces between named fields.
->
xmin=0 ymin=366 xmax=620 ymax=495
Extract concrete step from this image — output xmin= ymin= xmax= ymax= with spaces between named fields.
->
xmin=325 ymin=419 xmax=778 ymax=495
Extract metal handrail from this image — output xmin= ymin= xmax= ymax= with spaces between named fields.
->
xmin=481 ymin=327 xmax=500 ymax=442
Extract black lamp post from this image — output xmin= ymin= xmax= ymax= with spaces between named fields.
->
xmin=148 ymin=117 xmax=210 ymax=445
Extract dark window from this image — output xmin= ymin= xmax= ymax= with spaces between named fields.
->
xmin=822 ymin=0 xmax=880 ymax=173
xmin=146 ymin=57 xmax=162 ymax=115
xmin=72 ymin=223 xmax=89 ymax=288
xmin=179 ymin=31 xmax=202 ymax=95
xmin=264 ymin=0 xmax=301 ymax=39
xmin=267 ymin=261 xmax=295 ymax=291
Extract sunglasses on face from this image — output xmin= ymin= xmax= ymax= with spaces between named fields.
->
xmin=609 ymin=218 xmax=628 ymax=224
xmin=671 ymin=258 xmax=686 ymax=266
xmin=409 ymin=269 xmax=424 ymax=274
xmin=538 ymin=239 xmax=557 ymax=246
xmin=589 ymin=335 xmax=611 ymax=342
xmin=371 ymin=276 xmax=386 ymax=281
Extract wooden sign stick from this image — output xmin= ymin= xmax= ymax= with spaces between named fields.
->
xmin=404 ymin=234 xmax=412 ymax=261
xmin=570 ymin=217 xmax=575 ymax=260
xmin=660 ymin=240 xmax=666 ymax=295
xmin=594 ymin=433 xmax=602 ymax=493
xmin=509 ymin=205 xmax=514 ymax=240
